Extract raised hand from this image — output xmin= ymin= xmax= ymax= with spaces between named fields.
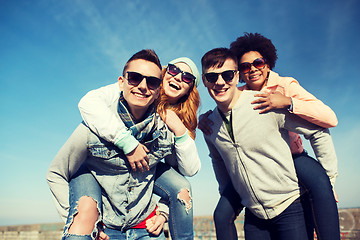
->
xmin=159 ymin=109 xmax=187 ymax=137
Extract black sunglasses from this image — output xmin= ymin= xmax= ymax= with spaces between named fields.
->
xmin=125 ymin=72 xmax=162 ymax=90
xmin=204 ymin=70 xmax=237 ymax=83
xmin=167 ymin=64 xmax=196 ymax=84
xmin=238 ymin=58 xmax=267 ymax=74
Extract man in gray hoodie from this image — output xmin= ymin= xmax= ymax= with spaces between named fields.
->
xmin=201 ymin=47 xmax=337 ymax=240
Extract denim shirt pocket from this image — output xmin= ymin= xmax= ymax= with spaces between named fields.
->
xmin=87 ymin=133 xmax=129 ymax=175
xmin=145 ymin=125 xmax=174 ymax=168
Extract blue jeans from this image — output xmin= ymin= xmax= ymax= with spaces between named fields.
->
xmin=104 ymin=228 xmax=165 ymax=240
xmin=213 ymin=183 xmax=243 ymax=240
xmin=293 ymin=151 xmax=340 ymax=240
xmin=244 ymin=198 xmax=308 ymax=240
xmin=213 ymin=151 xmax=340 ymax=240
xmin=62 ymin=165 xmax=165 ymax=240
xmin=64 ymin=163 xmax=192 ymax=240
xmin=62 ymin=164 xmax=103 ymax=240
xmin=153 ymin=162 xmax=193 ymax=240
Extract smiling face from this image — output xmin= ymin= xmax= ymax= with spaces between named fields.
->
xmin=203 ymin=58 xmax=241 ymax=112
xmin=118 ymin=59 xmax=161 ymax=120
xmin=239 ymin=51 xmax=270 ymax=91
xmin=162 ymin=62 xmax=194 ymax=104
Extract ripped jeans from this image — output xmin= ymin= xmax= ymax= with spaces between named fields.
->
xmin=63 ymin=162 xmax=192 ymax=240
xmin=62 ymin=164 xmax=102 ymax=240
xmin=62 ymin=164 xmax=165 ymax=240
xmin=153 ymin=162 xmax=193 ymax=240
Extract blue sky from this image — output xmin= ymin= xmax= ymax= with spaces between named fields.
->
xmin=1 ymin=0 xmax=359 ymax=226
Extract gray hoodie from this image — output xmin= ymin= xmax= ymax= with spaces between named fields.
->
xmin=204 ymin=90 xmax=337 ymax=219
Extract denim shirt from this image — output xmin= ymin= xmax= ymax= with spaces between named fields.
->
xmin=86 ymin=115 xmax=173 ymax=230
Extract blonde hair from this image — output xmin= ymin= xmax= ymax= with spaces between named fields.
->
xmin=156 ymin=68 xmax=200 ymax=139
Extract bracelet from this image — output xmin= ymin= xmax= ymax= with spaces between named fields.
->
xmin=156 ymin=210 xmax=169 ymax=222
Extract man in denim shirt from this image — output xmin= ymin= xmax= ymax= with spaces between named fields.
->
xmin=47 ymin=50 xmax=199 ymax=240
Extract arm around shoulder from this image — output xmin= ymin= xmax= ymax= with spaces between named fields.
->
xmin=78 ymin=82 xmax=134 ymax=147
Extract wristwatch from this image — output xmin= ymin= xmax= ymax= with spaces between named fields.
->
xmin=288 ymin=97 xmax=293 ymax=112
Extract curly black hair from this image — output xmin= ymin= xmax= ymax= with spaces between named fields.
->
xmin=230 ymin=33 xmax=278 ymax=70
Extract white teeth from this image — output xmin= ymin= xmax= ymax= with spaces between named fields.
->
xmin=250 ymin=74 xmax=260 ymax=79
xmin=214 ymin=88 xmax=227 ymax=93
xmin=169 ymin=82 xmax=180 ymax=90
xmin=134 ymin=92 xmax=148 ymax=98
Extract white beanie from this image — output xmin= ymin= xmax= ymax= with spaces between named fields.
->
xmin=169 ymin=57 xmax=200 ymax=87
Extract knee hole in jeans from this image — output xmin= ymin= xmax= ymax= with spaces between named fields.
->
xmin=177 ymin=188 xmax=192 ymax=214
xmin=68 ymin=196 xmax=100 ymax=235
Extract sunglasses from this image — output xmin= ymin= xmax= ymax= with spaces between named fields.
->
xmin=238 ymin=58 xmax=267 ymax=74
xmin=125 ymin=71 xmax=162 ymax=90
xmin=204 ymin=70 xmax=237 ymax=83
xmin=167 ymin=64 xmax=196 ymax=84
